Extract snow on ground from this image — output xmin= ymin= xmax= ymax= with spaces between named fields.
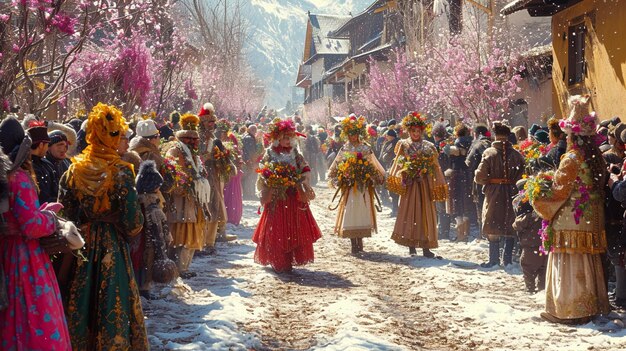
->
xmin=145 ymin=183 xmax=626 ymax=350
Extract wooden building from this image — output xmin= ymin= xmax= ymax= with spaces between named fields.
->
xmin=503 ymin=0 xmax=626 ymax=120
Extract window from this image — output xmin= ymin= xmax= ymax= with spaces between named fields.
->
xmin=568 ymin=23 xmax=586 ymax=85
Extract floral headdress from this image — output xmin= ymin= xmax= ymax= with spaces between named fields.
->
xmin=266 ymin=117 xmax=305 ymax=141
xmin=559 ymin=95 xmax=598 ymax=136
xmin=401 ymin=112 xmax=429 ymax=131
xmin=175 ymin=113 xmax=200 ymax=139
xmin=216 ymin=118 xmax=231 ymax=133
xmin=340 ymin=114 xmax=367 ymax=140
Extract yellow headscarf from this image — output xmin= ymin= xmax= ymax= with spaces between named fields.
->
xmin=68 ymin=103 xmax=133 ymax=213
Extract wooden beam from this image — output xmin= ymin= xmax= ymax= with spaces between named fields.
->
xmin=464 ymin=0 xmax=492 ymax=15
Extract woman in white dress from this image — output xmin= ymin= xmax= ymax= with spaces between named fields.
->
xmin=328 ymin=114 xmax=385 ymax=254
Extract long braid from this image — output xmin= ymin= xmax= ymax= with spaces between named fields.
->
xmin=502 ymin=139 xmax=509 ymax=180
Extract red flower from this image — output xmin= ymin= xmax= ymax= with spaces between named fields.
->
xmin=262 ymin=169 xmax=272 ymax=178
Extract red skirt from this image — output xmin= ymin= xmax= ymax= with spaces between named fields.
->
xmin=252 ymin=190 xmax=322 ymax=272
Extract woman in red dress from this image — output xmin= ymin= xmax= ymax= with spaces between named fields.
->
xmin=252 ymin=118 xmax=322 ymax=273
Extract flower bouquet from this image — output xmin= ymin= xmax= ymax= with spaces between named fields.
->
xmin=398 ymin=152 xmax=435 ymax=181
xmin=213 ymin=146 xmax=234 ymax=182
xmin=163 ymin=157 xmax=193 ymax=193
xmin=256 ymin=162 xmax=302 ymax=200
xmin=335 ymin=152 xmax=381 ymax=191
xmin=523 ymin=171 xmax=554 ymax=205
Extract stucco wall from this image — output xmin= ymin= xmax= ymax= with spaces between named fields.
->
xmin=551 ymin=0 xmax=626 ymax=121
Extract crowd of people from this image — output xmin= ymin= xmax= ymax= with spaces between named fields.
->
xmin=1 ymin=93 xmax=625 ymax=349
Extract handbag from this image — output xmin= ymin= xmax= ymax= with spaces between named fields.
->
xmin=386 ymin=175 xmax=406 ymax=196
xmin=39 ymin=216 xmax=85 ymax=255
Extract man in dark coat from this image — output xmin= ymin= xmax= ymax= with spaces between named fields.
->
xmin=465 ymin=124 xmax=491 ymax=238
xmin=432 ymin=120 xmax=452 ymax=240
xmin=380 ymin=129 xmax=399 ymax=215
xmin=475 ymin=121 xmax=525 ymax=267
xmin=27 ymin=123 xmax=57 ymax=204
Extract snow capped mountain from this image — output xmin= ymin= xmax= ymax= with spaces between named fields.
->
xmin=246 ymin=0 xmax=372 ymax=110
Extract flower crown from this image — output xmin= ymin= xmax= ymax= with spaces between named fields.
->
xmin=267 ymin=117 xmax=301 ymax=141
xmin=558 ymin=113 xmax=598 ymax=136
xmin=340 ymin=114 xmax=367 ymax=139
xmin=401 ymin=112 xmax=428 ymax=130
xmin=179 ymin=113 xmax=200 ymax=131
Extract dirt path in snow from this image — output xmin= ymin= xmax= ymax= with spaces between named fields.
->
xmin=145 ymin=184 xmax=626 ymax=351
xmin=236 ymin=185 xmax=508 ymax=351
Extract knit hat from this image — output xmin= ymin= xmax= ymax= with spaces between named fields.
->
xmin=559 ymin=95 xmax=598 ymax=136
xmin=135 ymin=160 xmax=163 ymax=194
xmin=0 ymin=117 xmax=25 ymax=156
xmin=198 ymin=102 xmax=215 ymax=118
xmin=386 ymin=129 xmax=398 ymax=138
xmin=175 ymin=113 xmax=200 ymax=139
xmin=27 ymin=121 xmax=50 ymax=145
xmin=49 ymin=130 xmax=69 ymax=146
xmin=136 ymin=119 xmax=159 ymax=137
xmin=533 ymin=129 xmax=549 ymax=144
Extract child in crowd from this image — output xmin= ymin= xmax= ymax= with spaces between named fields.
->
xmin=512 ymin=179 xmax=548 ymax=293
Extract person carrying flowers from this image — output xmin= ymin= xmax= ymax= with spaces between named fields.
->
xmin=388 ymin=112 xmax=448 ymax=258
xmin=329 ymin=114 xmax=385 ymax=255
xmin=164 ymin=113 xmax=211 ymax=278
xmin=252 ymin=118 xmax=321 ymax=273
xmin=530 ymin=95 xmax=610 ymax=324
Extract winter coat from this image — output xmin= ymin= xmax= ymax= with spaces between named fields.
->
xmin=137 ymin=192 xmax=172 ymax=286
xmin=200 ymin=132 xmax=235 ymax=224
xmin=32 ymin=155 xmax=58 ymax=204
xmin=512 ymin=202 xmax=543 ymax=248
xmin=121 ymin=151 xmax=142 ymax=174
xmin=539 ymin=139 xmax=567 ymax=170
xmin=465 ymin=136 xmax=491 ymax=200
xmin=379 ymin=137 xmax=399 ymax=169
xmin=475 ymin=140 xmax=525 ymax=239
xmin=242 ymin=133 xmax=258 ymax=163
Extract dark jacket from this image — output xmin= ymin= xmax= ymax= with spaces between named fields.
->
xmin=512 ymin=201 xmax=543 ymax=248
xmin=32 ymin=154 xmax=58 ymax=203
xmin=465 ymin=136 xmax=491 ymax=173
xmin=242 ymin=133 xmax=258 ymax=163
xmin=538 ymin=139 xmax=567 ymax=170
xmin=380 ymin=137 xmax=399 ymax=169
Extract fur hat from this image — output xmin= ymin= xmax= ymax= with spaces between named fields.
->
xmin=135 ymin=160 xmax=163 ymax=194
xmin=492 ymin=120 xmax=512 ymax=137
xmin=175 ymin=113 xmax=200 ymax=139
xmin=615 ymin=123 xmax=626 ymax=144
xmin=385 ymin=129 xmax=398 ymax=138
xmin=136 ymin=119 xmax=159 ymax=138
xmin=559 ymin=95 xmax=598 ymax=136
xmin=198 ymin=102 xmax=215 ymax=118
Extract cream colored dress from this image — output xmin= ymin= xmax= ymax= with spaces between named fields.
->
xmin=532 ymin=150 xmax=610 ymax=319
xmin=328 ymin=142 xmax=385 ymax=238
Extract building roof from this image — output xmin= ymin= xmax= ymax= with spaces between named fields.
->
xmin=501 ymin=0 xmax=582 ymax=17
xmin=309 ymin=14 xmax=352 ymax=55
xmin=331 ymin=0 xmax=390 ymax=37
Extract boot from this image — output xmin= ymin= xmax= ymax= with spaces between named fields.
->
xmin=502 ymin=237 xmax=515 ymax=266
xmin=357 ymin=238 xmax=364 ymax=253
xmin=422 ymin=248 xmax=434 ymax=258
xmin=481 ymin=240 xmax=500 ymax=268
xmin=350 ymin=239 xmax=359 ymax=255
xmin=456 ymin=217 xmax=469 ymax=242
xmin=409 ymin=246 xmax=417 ymax=256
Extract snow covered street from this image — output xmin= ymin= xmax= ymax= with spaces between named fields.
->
xmin=145 ymin=184 xmax=626 ymax=350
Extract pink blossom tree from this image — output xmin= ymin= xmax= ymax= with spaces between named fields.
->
xmin=357 ymin=49 xmax=427 ymax=120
